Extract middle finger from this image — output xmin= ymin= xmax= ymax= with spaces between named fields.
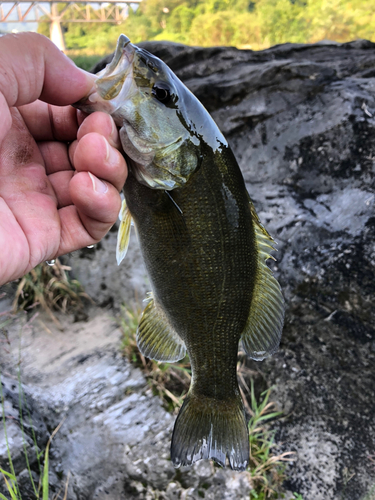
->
xmin=72 ymin=132 xmax=127 ymax=193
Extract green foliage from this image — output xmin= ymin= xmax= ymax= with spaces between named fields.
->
xmin=39 ymin=0 xmax=375 ymax=53
xmin=0 ymin=319 xmax=68 ymax=500
xmin=119 ymin=304 xmax=191 ymax=413
xmin=119 ymin=305 xmax=296 ymax=497
xmin=0 ymin=321 xmax=21 ymax=500
xmin=246 ymin=381 xmax=295 ymax=498
xmin=70 ymin=54 xmax=104 ymax=71
xmin=254 ymin=0 xmax=309 ymax=46
xmin=0 ymin=470 xmax=18 ymax=500
xmin=362 ymin=484 xmax=375 ymax=500
xmin=12 ymin=258 xmax=89 ymax=322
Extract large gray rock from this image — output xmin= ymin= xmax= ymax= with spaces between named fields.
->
xmin=86 ymin=39 xmax=375 ymax=499
xmin=1 ymin=39 xmax=374 ymax=499
xmin=0 ymin=310 xmax=254 ymax=499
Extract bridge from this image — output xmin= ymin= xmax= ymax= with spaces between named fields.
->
xmin=0 ymin=0 xmax=142 ymax=50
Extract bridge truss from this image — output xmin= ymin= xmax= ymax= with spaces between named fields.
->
xmin=0 ymin=0 xmax=141 ymax=50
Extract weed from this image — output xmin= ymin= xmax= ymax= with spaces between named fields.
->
xmin=1 ymin=392 xmax=20 ymax=499
xmin=0 ymin=415 xmax=68 ymax=500
xmin=0 ymin=318 xmax=20 ymax=500
xmin=12 ymin=259 xmax=90 ymax=322
xmin=119 ymin=304 xmax=296 ymax=499
xmin=244 ymin=380 xmax=295 ymax=499
xmin=119 ymin=304 xmax=190 ymax=413
xmin=0 ymin=316 xmax=68 ymax=499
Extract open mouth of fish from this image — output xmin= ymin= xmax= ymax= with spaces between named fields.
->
xmin=74 ymin=35 xmax=136 ymax=115
xmin=74 ymin=36 xmax=190 ymax=191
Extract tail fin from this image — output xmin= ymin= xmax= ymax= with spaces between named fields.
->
xmin=171 ymin=392 xmax=249 ymax=471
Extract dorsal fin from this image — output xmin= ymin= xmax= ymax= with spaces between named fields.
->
xmin=241 ymin=199 xmax=285 ymax=361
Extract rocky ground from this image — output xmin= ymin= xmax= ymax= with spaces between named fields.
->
xmin=1 ymin=39 xmax=375 ymax=499
xmin=0 ymin=305 xmax=256 ymax=499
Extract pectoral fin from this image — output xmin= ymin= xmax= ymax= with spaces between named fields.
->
xmin=137 ymin=297 xmax=186 ymax=362
xmin=241 ymin=200 xmax=285 ymax=361
xmin=116 ymin=198 xmax=132 ymax=265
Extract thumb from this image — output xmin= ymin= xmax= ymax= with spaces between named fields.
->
xmin=0 ymin=33 xmax=95 ymax=140
xmin=0 ymin=32 xmax=94 ymax=107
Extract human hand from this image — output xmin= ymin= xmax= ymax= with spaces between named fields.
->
xmin=0 ymin=33 xmax=127 ymax=286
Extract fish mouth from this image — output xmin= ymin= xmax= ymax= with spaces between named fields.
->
xmin=95 ymin=35 xmax=135 ymax=101
xmin=97 ymin=34 xmax=133 ymax=80
xmin=73 ymin=34 xmax=136 ymax=115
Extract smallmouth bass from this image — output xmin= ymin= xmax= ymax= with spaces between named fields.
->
xmin=75 ymin=35 xmax=284 ymax=471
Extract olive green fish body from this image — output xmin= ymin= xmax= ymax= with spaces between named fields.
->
xmin=74 ymin=34 xmax=285 ymax=471
xmin=125 ymin=145 xmax=256 ymax=396
xmin=124 ymin=144 xmax=256 ymax=469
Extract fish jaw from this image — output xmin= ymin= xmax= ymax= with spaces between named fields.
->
xmin=74 ymin=34 xmax=219 ymax=191
xmin=73 ymin=34 xmax=137 ymax=120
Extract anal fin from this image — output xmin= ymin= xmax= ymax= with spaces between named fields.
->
xmin=116 ymin=198 xmax=132 ymax=265
xmin=137 ymin=297 xmax=186 ymax=362
xmin=241 ymin=200 xmax=285 ymax=361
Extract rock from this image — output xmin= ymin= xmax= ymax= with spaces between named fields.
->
xmin=88 ymin=39 xmax=375 ymax=499
xmin=0 ymin=310 xmax=253 ymax=499
xmin=1 ymin=39 xmax=375 ymax=499
xmin=65 ymin=228 xmax=149 ymax=308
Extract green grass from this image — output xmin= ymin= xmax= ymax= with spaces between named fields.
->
xmin=0 ymin=316 xmax=68 ymax=500
xmin=69 ymin=53 xmax=105 ymax=72
xmin=118 ymin=304 xmax=299 ymax=499
xmin=0 ymin=371 xmax=21 ymax=500
xmin=0 ymin=421 xmax=67 ymax=500
xmin=12 ymin=258 xmax=90 ymax=323
xmin=362 ymin=484 xmax=375 ymax=500
xmin=119 ymin=304 xmax=191 ymax=413
xmin=245 ymin=381 xmax=295 ymax=499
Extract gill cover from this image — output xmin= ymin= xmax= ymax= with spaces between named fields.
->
xmin=77 ymin=34 xmax=200 ymax=191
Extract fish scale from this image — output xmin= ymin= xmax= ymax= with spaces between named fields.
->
xmin=74 ymin=33 xmax=284 ymax=471
xmin=125 ymin=145 xmax=253 ymax=405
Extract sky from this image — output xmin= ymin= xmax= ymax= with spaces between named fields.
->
xmin=0 ymin=2 xmax=51 ymax=33
xmin=0 ymin=2 xmax=130 ymax=34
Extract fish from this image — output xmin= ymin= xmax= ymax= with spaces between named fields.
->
xmin=75 ymin=34 xmax=284 ymax=471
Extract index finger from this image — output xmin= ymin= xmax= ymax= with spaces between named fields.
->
xmin=18 ymin=100 xmax=80 ymax=142
xmin=0 ymin=32 xmax=95 ymax=141
xmin=0 ymin=32 xmax=94 ymax=108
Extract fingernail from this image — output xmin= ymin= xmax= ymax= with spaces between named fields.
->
xmin=88 ymin=172 xmax=108 ymax=194
xmin=110 ymin=117 xmax=118 ymax=138
xmin=103 ymin=137 xmax=110 ymax=161
xmin=105 ymin=140 xmax=120 ymax=166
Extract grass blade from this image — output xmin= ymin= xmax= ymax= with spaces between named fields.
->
xmin=1 ymin=474 xmax=19 ymax=500
xmin=41 ymin=418 xmax=65 ymax=500
xmin=17 ymin=367 xmax=38 ymax=497
xmin=0 ymin=373 xmax=21 ymax=499
xmin=42 ymin=443 xmax=49 ymax=500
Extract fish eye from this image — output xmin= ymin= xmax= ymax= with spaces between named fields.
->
xmin=152 ymin=83 xmax=172 ymax=104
